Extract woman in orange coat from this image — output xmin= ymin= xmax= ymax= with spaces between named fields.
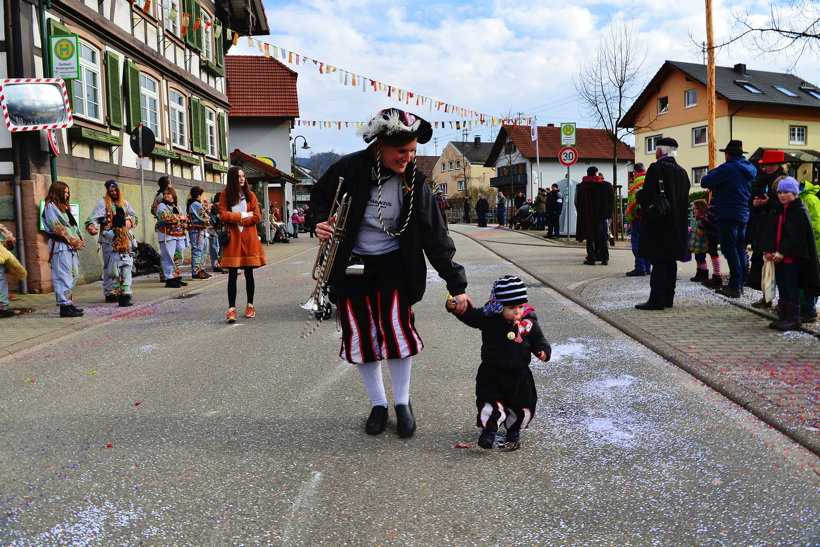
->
xmin=218 ymin=167 xmax=267 ymax=322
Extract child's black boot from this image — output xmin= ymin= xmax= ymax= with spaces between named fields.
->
xmin=478 ymin=429 xmax=496 ymax=449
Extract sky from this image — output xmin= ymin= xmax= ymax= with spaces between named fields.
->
xmin=229 ymin=0 xmax=820 ymax=160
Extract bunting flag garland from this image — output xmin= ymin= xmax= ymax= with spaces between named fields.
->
xmin=293 ymin=118 xmax=529 ymax=130
xmin=232 ymin=32 xmax=239 ymax=46
xmin=192 ymin=17 xmax=201 ymax=31
xmin=264 ymin=43 xmax=270 ymax=58
xmin=180 ymin=13 xmax=189 ymax=35
xmin=142 ymin=0 xmax=151 ymax=13
xmin=167 ymin=7 xmax=177 ymax=21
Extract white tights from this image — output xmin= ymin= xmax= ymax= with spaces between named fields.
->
xmin=356 ymin=357 xmax=413 ymax=407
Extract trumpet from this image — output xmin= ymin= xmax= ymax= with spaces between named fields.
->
xmin=301 ymin=177 xmax=352 ymax=321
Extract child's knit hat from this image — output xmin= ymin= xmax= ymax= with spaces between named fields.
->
xmin=777 ymin=177 xmax=800 ymax=196
xmin=483 ymin=275 xmax=528 ymax=315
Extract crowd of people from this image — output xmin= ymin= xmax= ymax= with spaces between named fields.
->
xmin=627 ymin=138 xmax=819 ymax=331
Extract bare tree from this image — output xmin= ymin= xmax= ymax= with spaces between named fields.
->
xmin=574 ymin=20 xmax=645 ymax=239
xmin=574 ymin=20 xmax=645 ymax=192
xmin=717 ymin=1 xmax=819 ymax=67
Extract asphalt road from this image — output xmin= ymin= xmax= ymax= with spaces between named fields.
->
xmin=1 ymin=231 xmax=818 ymax=545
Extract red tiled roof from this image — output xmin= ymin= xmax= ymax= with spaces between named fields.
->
xmin=486 ymin=125 xmax=635 ymax=165
xmin=225 ymin=55 xmax=299 ymax=118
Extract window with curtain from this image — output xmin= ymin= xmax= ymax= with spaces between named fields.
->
xmin=73 ymin=41 xmax=102 ymax=122
xmin=169 ymin=90 xmax=187 ymax=147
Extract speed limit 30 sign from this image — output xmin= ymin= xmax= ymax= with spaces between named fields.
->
xmin=558 ymin=146 xmax=578 ymax=166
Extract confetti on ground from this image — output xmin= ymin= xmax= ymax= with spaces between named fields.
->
xmin=134 ymin=402 xmax=142 ymax=406
xmin=454 ymin=444 xmax=471 ymax=448
xmin=105 ymin=444 xmax=113 ymax=448
xmin=89 ymin=370 xmax=97 ymax=375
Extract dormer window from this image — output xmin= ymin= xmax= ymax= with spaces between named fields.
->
xmin=735 ymin=80 xmax=762 ymax=94
xmin=774 ymin=86 xmax=798 ymax=97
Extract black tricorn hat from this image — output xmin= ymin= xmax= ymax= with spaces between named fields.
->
xmin=719 ymin=139 xmax=747 ymax=155
xmin=357 ymin=108 xmax=433 ymax=144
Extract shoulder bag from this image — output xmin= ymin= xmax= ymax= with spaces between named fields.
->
xmin=642 ymin=179 xmax=671 ymax=222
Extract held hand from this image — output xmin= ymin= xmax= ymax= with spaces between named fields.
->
xmin=86 ymin=225 xmax=98 ymax=236
xmin=537 ymin=350 xmax=548 ymax=362
xmin=125 ymin=219 xmax=133 ymax=230
xmin=763 ymin=252 xmax=774 ymax=261
xmin=773 ymin=252 xmax=784 ymax=264
xmin=452 ymin=293 xmax=473 ymax=315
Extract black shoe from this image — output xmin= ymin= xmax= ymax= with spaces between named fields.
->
xmin=690 ymin=269 xmax=709 ymax=282
xmin=364 ymin=405 xmax=388 ymax=435
xmin=702 ymin=275 xmax=723 ymax=288
xmin=212 ymin=267 xmax=224 ymax=273
xmin=506 ymin=430 xmax=520 ymax=443
xmin=478 ymin=430 xmax=496 ymax=449
xmin=60 ymin=305 xmax=84 ymax=317
xmin=0 ymin=308 xmax=15 ymax=318
xmin=635 ymin=301 xmax=664 ymax=310
xmin=715 ymin=286 xmax=740 ymax=298
xmin=105 ymin=295 xmax=119 ymax=303
xmin=70 ymin=304 xmax=84 ymax=313
xmin=626 ymin=269 xmax=649 ymax=276
xmin=118 ymin=294 xmax=133 ymax=307
xmin=583 ymin=259 xmax=596 ymax=265
xmin=601 ymin=260 xmax=608 ymax=266
xmin=395 ymin=403 xmax=416 ymax=438
xmin=176 ymin=278 xmax=188 ymax=287
xmin=165 ymin=279 xmax=180 ymax=288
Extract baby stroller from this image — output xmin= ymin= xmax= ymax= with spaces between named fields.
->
xmin=513 ymin=205 xmax=537 ymax=230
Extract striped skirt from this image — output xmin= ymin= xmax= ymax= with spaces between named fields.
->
xmin=336 ymin=252 xmax=424 ymax=365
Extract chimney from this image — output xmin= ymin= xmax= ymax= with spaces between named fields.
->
xmin=474 ymin=136 xmax=481 ymax=145
xmin=547 ymin=123 xmax=555 ymax=127
xmin=733 ymin=63 xmax=747 ymax=75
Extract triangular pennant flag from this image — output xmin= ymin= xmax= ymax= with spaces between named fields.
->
xmin=257 ymin=39 xmax=263 ymax=52
xmin=288 ymin=51 xmax=293 ymax=63
xmin=192 ymin=17 xmax=201 ymax=30
xmin=142 ymin=0 xmax=151 ymax=13
xmin=181 ymin=13 xmax=190 ymax=34
xmin=295 ymin=54 xmax=300 ymax=64
xmin=204 ymin=21 xmax=213 ymax=31
xmin=247 ymin=36 xmax=254 ymax=46
xmin=232 ymin=32 xmax=239 ymax=46
xmin=167 ymin=7 xmax=177 ymax=20
xmin=264 ymin=43 xmax=270 ymax=58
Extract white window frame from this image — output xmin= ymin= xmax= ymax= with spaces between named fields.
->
xmin=73 ymin=41 xmax=102 ymax=123
xmin=169 ymin=89 xmax=187 ymax=148
xmin=440 ymin=163 xmax=445 ymax=173
xmin=789 ymin=125 xmax=807 ymax=145
xmin=205 ymin=107 xmax=217 ymax=157
xmin=139 ymin=74 xmax=161 ymax=139
xmin=457 ymin=181 xmax=466 ymax=191
xmin=692 ymin=166 xmax=708 ymax=186
xmin=448 ymin=161 xmax=453 ymax=171
xmin=164 ymin=0 xmax=180 ymax=37
xmin=684 ymin=89 xmax=697 ymax=108
xmin=438 ymin=184 xmax=448 ymax=194
xmin=692 ymin=126 xmax=707 ymax=147
xmin=456 ymin=159 xmax=461 ymax=169
xmin=645 ymin=135 xmax=663 ymax=153
xmin=202 ymin=12 xmax=213 ymax=61
xmin=657 ymin=96 xmax=669 ymax=115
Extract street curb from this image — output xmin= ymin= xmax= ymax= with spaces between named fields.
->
xmin=454 ymin=228 xmax=820 ymax=456
xmin=0 ymin=244 xmax=316 ymax=362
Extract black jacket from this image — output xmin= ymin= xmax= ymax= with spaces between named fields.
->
xmin=475 ymin=198 xmax=489 ymax=214
xmin=546 ymin=190 xmax=563 ymax=215
xmin=636 ymin=156 xmax=691 ymax=261
xmin=309 ymin=147 xmax=467 ymax=305
xmin=449 ymin=305 xmax=550 ymax=370
xmin=574 ymin=175 xmax=613 ymax=241
xmin=760 ymin=198 xmax=820 ymax=297
xmin=748 ymin=166 xmax=786 ymax=246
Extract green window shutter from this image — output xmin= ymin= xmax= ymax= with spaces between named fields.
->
xmin=124 ymin=60 xmax=141 ymax=132
xmin=197 ymin=100 xmax=207 ymax=154
xmin=189 ymin=97 xmax=204 ymax=153
xmin=218 ymin=112 xmax=227 ymax=160
xmin=104 ymin=52 xmax=123 ymax=129
xmin=214 ymin=22 xmax=224 ymax=67
xmin=185 ymin=0 xmax=202 ymax=51
xmin=47 ymin=19 xmax=74 ymax=107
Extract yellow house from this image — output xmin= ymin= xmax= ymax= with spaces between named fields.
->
xmin=620 ymin=61 xmax=820 ymax=186
xmin=428 ymin=137 xmax=496 ymax=197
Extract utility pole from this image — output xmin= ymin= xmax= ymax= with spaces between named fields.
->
xmin=706 ymin=0 xmax=717 ymax=170
xmin=433 ymin=137 xmax=438 ymax=156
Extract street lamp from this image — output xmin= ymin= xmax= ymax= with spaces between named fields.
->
xmin=291 ymin=135 xmax=310 ymax=177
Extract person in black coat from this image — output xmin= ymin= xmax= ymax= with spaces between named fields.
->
xmin=475 ymin=194 xmax=489 ymax=227
xmin=545 ymin=183 xmax=564 ymax=238
xmin=634 ymin=137 xmax=691 ymax=310
xmin=462 ymin=196 xmax=472 ymax=224
xmin=311 ymin=108 xmax=473 ymax=439
xmin=746 ymin=150 xmax=787 ymax=296
xmin=759 ymin=177 xmax=820 ymax=330
xmin=575 ymin=166 xmax=614 ymax=264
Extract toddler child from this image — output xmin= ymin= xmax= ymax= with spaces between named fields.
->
xmin=689 ymin=199 xmax=723 ymax=285
xmin=446 ymin=275 xmax=550 ymax=449
xmin=759 ymin=177 xmax=820 ymax=330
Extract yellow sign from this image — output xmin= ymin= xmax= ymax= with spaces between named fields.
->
xmin=560 ymin=122 xmax=576 ymax=146
xmin=54 ymin=38 xmax=75 ymax=60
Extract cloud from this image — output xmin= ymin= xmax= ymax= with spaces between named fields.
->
xmin=240 ymin=0 xmax=819 ymax=157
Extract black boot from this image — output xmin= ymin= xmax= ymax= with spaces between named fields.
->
xmin=364 ymin=405 xmax=388 ymax=435
xmin=769 ymin=302 xmax=801 ymax=331
xmin=165 ymin=278 xmax=180 ymax=288
xmin=690 ymin=269 xmax=708 ymax=282
xmin=702 ymin=274 xmax=723 ymax=288
xmin=118 ymin=294 xmax=133 ymax=307
xmin=60 ymin=305 xmax=83 ymax=317
xmin=395 ymin=403 xmax=416 ymax=438
xmin=105 ymin=294 xmax=119 ymax=303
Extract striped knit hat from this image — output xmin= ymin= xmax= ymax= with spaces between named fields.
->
xmin=483 ymin=275 xmax=528 ymax=314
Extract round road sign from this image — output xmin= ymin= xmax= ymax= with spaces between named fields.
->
xmin=558 ymin=146 xmax=578 ymax=166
